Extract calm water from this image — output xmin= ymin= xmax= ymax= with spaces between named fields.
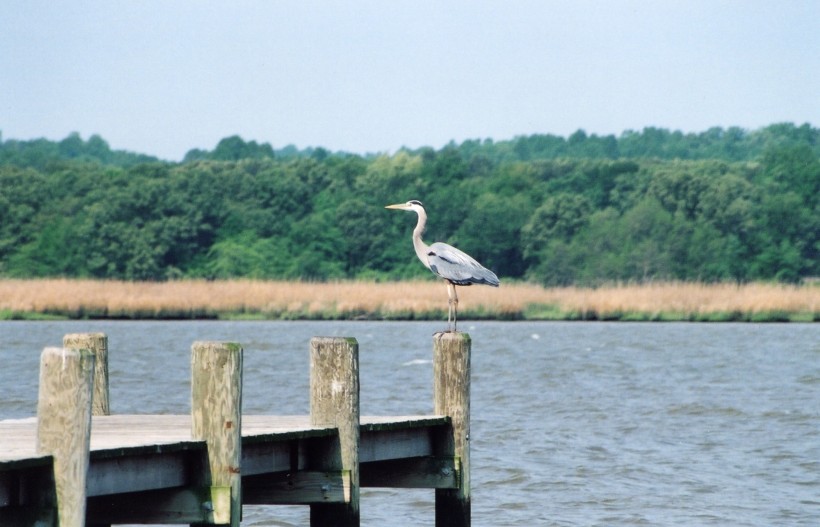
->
xmin=2 ymin=321 xmax=818 ymax=526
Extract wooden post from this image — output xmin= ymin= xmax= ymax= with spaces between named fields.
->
xmin=63 ymin=333 xmax=110 ymax=416
xmin=191 ymin=341 xmax=243 ymax=527
xmin=36 ymin=347 xmax=95 ymax=527
xmin=309 ymin=337 xmax=360 ymax=527
xmin=434 ymin=332 xmax=471 ymax=527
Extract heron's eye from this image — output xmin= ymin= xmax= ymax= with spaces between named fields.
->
xmin=408 ymin=200 xmax=423 ymax=207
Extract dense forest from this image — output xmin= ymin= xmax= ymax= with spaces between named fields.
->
xmin=1 ymin=123 xmax=818 ymax=284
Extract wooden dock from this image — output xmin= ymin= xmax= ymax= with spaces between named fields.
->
xmin=0 ymin=333 xmax=471 ymax=526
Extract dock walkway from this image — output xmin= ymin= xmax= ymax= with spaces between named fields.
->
xmin=0 ymin=333 xmax=471 ymax=526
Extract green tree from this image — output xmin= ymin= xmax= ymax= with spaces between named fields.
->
xmin=521 ymin=193 xmax=593 ymax=262
xmin=456 ymin=193 xmax=532 ymax=278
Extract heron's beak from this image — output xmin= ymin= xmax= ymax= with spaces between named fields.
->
xmin=385 ymin=203 xmax=408 ymax=210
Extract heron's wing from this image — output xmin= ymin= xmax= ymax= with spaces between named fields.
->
xmin=427 ymin=242 xmax=500 ymax=286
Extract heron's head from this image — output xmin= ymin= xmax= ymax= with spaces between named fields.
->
xmin=385 ymin=200 xmax=425 ymax=213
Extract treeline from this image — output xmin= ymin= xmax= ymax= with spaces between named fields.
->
xmin=0 ymin=123 xmax=817 ymax=284
xmin=0 ymin=132 xmax=159 ymax=169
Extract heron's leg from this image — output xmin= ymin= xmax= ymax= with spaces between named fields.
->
xmin=446 ymin=282 xmax=456 ymax=332
xmin=454 ymin=286 xmax=459 ymax=332
xmin=448 ymin=282 xmax=459 ymax=332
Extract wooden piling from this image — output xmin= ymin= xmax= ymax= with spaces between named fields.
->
xmin=191 ymin=341 xmax=243 ymax=526
xmin=309 ymin=337 xmax=360 ymax=527
xmin=434 ymin=332 xmax=471 ymax=527
xmin=63 ymin=333 xmax=110 ymax=416
xmin=36 ymin=347 xmax=95 ymax=527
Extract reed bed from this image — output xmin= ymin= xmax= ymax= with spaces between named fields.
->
xmin=0 ymin=279 xmax=817 ymax=322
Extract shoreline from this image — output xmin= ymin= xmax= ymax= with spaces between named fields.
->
xmin=0 ymin=279 xmax=817 ymax=323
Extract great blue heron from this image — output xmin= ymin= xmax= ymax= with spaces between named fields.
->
xmin=386 ymin=200 xmax=500 ymax=332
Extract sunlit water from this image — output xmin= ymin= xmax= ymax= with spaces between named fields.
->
xmin=2 ymin=321 xmax=818 ymax=526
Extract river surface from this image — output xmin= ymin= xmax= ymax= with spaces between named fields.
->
xmin=2 ymin=321 xmax=818 ymax=526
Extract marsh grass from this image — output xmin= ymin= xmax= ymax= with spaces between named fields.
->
xmin=0 ymin=279 xmax=817 ymax=322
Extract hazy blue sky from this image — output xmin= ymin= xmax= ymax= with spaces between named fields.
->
xmin=2 ymin=1 xmax=818 ymax=160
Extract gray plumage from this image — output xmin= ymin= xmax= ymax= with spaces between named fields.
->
xmin=427 ymin=241 xmax=500 ymax=286
xmin=385 ymin=199 xmax=499 ymax=331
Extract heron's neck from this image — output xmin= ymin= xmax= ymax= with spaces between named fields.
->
xmin=412 ymin=209 xmax=431 ymax=269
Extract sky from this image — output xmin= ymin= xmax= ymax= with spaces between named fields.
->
xmin=1 ymin=1 xmax=818 ymax=161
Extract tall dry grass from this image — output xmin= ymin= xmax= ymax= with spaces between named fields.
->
xmin=0 ymin=279 xmax=817 ymax=321
xmin=522 ymin=282 xmax=819 ymax=321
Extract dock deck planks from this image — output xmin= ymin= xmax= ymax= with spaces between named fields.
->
xmin=0 ymin=414 xmax=448 ymax=464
